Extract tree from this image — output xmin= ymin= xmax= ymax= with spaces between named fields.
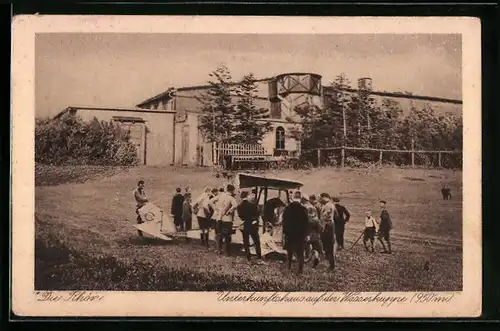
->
xmin=232 ymin=73 xmax=273 ymax=144
xmin=347 ymin=92 xmax=378 ymax=148
xmin=197 ymin=64 xmax=236 ymax=143
xmin=288 ymin=73 xmax=355 ymax=149
xmin=371 ymin=98 xmax=404 ymax=149
xmin=328 ymin=73 xmax=354 ymax=146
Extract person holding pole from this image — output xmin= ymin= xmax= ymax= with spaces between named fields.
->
xmin=363 ymin=210 xmax=378 ymax=253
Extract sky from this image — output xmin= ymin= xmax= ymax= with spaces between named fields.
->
xmin=35 ymin=33 xmax=462 ymax=118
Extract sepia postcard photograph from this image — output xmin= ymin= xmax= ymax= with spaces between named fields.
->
xmin=11 ymin=16 xmax=481 ymax=318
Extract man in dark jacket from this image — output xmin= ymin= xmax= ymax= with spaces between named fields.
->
xmin=237 ymin=191 xmax=264 ymax=263
xmin=171 ymin=188 xmax=185 ymax=231
xmin=282 ymin=191 xmax=309 ymax=274
xmin=378 ymin=200 xmax=393 ymax=254
xmin=332 ymin=197 xmax=350 ymax=250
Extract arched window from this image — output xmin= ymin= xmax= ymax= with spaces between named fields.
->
xmin=275 ymin=126 xmax=285 ymax=150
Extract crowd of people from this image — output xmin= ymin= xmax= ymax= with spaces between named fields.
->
xmin=134 ymin=180 xmax=394 ymax=274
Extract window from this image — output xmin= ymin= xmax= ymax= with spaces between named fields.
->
xmin=275 ymin=126 xmax=285 ymax=150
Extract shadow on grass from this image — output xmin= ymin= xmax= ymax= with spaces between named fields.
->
xmin=117 ymin=236 xmax=177 ymax=246
xmin=35 ymin=232 xmax=297 ymax=291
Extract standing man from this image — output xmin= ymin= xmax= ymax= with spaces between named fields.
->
xmin=182 ymin=193 xmax=193 ymax=233
xmin=193 ymin=187 xmax=213 ymax=247
xmin=209 ymin=188 xmax=223 ymax=252
xmin=237 ymin=190 xmax=264 ymax=264
xmin=301 ymin=194 xmax=323 ymax=269
xmin=171 ymin=188 xmax=185 ymax=231
xmin=217 ymin=184 xmax=238 ymax=256
xmin=319 ymin=193 xmax=335 ymax=271
xmin=332 ymin=197 xmax=350 ymax=250
xmin=208 ymin=188 xmax=219 ymax=232
xmin=282 ymin=191 xmax=309 ymax=274
xmin=378 ymin=200 xmax=393 ymax=254
xmin=133 ymin=180 xmax=148 ymax=237
xmin=309 ymin=195 xmax=322 ymax=218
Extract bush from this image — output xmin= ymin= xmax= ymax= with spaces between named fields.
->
xmin=35 ymin=114 xmax=139 ymax=166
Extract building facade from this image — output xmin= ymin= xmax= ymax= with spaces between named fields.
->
xmin=56 ymin=73 xmax=462 ymax=167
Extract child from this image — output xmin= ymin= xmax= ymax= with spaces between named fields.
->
xmin=363 ymin=210 xmax=378 ymax=253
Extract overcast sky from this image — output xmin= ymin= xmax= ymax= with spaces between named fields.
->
xmin=35 ymin=33 xmax=461 ymax=118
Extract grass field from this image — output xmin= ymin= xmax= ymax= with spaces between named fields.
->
xmin=35 ymin=164 xmax=463 ymax=292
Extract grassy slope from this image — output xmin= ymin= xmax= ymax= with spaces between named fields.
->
xmin=35 ymin=165 xmax=462 ymax=291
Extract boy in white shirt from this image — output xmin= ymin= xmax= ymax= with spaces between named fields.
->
xmin=363 ymin=210 xmax=378 ymax=253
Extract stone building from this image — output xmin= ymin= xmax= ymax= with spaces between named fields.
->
xmin=56 ymin=73 xmax=462 ymax=166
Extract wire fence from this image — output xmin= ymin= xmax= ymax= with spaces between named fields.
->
xmin=302 ymin=146 xmax=462 ymax=169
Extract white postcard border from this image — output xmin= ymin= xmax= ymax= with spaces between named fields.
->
xmin=11 ymin=15 xmax=482 ymax=318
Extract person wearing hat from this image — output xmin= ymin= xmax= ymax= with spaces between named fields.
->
xmin=208 ymin=188 xmax=224 ymax=252
xmin=182 ymin=192 xmax=193 ymax=234
xmin=378 ymin=200 xmax=393 ymax=253
xmin=208 ymin=188 xmax=219 ymax=232
xmin=319 ymin=192 xmax=335 ymax=271
xmin=309 ymin=195 xmax=322 ymax=218
xmin=263 ymin=196 xmax=286 ymax=231
xmin=237 ymin=190 xmax=264 ymax=264
xmin=332 ymin=196 xmax=350 ymax=250
xmin=282 ymin=190 xmax=309 ymax=274
xmin=171 ymin=188 xmax=185 ymax=231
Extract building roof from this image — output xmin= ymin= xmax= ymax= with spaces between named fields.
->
xmin=54 ymin=106 xmax=176 ymax=120
xmin=136 ymin=77 xmax=273 ymax=107
xmin=137 ymin=75 xmax=463 ymax=108
xmin=322 ymin=86 xmax=462 ymax=105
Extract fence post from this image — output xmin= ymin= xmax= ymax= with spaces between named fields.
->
xmin=213 ymin=142 xmax=217 ymax=166
xmin=341 ymin=147 xmax=345 ymax=168
xmin=379 ymin=150 xmax=383 ymax=165
xmin=438 ymin=152 xmax=442 ymax=168
xmin=411 ymin=139 xmax=415 ymax=168
xmin=317 ymin=149 xmax=321 ymax=167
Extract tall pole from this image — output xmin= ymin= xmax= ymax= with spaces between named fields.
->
xmin=342 ymin=106 xmax=347 ymax=140
xmin=212 ymin=107 xmax=217 ymax=166
xmin=342 ymin=92 xmax=347 ymax=169
xmin=366 ymin=101 xmax=371 ymax=131
xmin=411 ymin=138 xmax=415 ymax=168
xmin=357 ymin=95 xmax=361 ymax=136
